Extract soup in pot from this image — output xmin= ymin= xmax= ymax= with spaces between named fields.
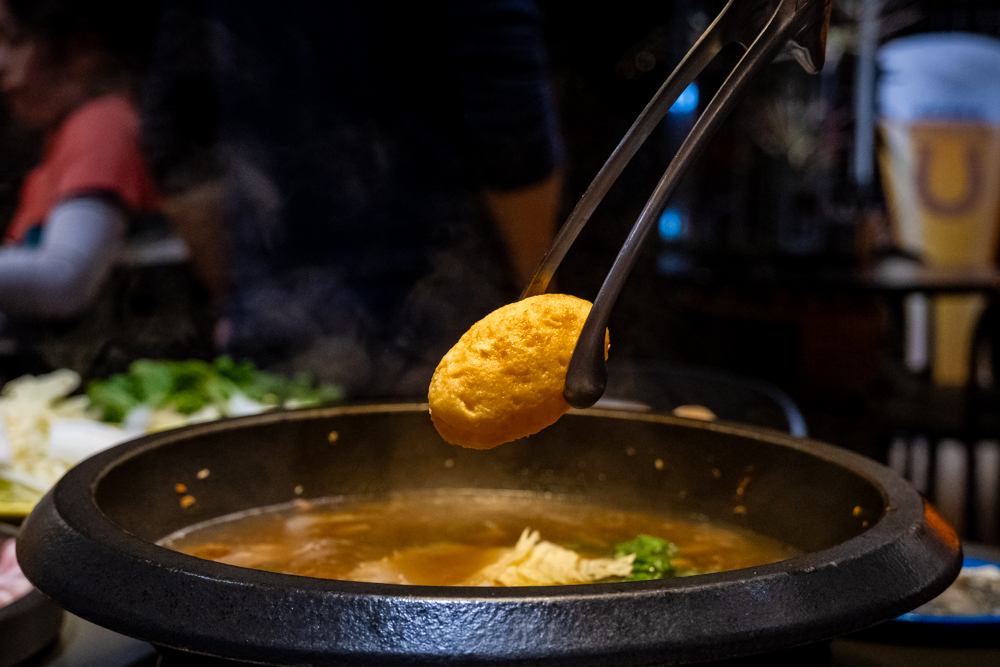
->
xmin=159 ymin=491 xmax=799 ymax=586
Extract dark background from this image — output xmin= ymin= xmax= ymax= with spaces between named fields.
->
xmin=1 ymin=0 xmax=999 ymax=529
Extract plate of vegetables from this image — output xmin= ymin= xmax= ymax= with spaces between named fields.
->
xmin=0 ymin=357 xmax=341 ymax=518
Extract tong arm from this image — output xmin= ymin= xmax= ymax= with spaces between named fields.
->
xmin=563 ymin=0 xmax=832 ymax=408
xmin=522 ymin=0 xmax=742 ymax=298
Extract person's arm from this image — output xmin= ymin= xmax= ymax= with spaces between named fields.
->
xmin=481 ymin=170 xmax=562 ymax=289
xmin=446 ymin=0 xmax=565 ymax=289
xmin=0 ymin=196 xmax=126 ymax=319
xmin=161 ymin=180 xmax=228 ymax=304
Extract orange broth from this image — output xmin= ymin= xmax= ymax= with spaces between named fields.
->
xmin=159 ymin=491 xmax=799 ymax=586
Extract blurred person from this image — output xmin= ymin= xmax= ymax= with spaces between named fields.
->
xmin=145 ymin=0 xmax=564 ymax=398
xmin=0 ymin=0 xmax=160 ymax=360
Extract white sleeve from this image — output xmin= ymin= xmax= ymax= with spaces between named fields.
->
xmin=0 ymin=197 xmax=127 ymax=319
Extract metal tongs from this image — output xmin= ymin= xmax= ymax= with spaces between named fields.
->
xmin=521 ymin=0 xmax=834 ymax=408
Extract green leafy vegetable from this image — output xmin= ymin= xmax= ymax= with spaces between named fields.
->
xmin=86 ymin=357 xmax=343 ymax=423
xmin=87 ymin=374 xmax=142 ymax=423
xmin=615 ymin=534 xmax=680 ymax=581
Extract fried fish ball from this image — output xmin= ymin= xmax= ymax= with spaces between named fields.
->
xmin=428 ymin=293 xmax=609 ymax=449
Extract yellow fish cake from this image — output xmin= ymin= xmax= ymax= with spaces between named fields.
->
xmin=428 ymin=293 xmax=608 ymax=449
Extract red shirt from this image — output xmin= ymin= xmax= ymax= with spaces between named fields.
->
xmin=5 ymin=94 xmax=160 ymax=244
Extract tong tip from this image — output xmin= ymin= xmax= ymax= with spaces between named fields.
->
xmin=564 ymin=360 xmax=607 ymax=409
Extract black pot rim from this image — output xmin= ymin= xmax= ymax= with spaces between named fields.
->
xmin=19 ymin=404 xmax=963 ymax=666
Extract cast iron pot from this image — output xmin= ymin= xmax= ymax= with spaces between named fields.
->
xmin=17 ymin=404 xmax=960 ymax=666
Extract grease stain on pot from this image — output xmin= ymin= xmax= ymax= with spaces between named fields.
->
xmin=736 ymin=476 xmax=752 ymax=497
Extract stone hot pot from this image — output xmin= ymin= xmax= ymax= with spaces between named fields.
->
xmin=17 ymin=404 xmax=961 ymax=666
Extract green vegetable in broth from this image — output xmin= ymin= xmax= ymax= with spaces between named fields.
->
xmin=615 ymin=534 xmax=681 ymax=581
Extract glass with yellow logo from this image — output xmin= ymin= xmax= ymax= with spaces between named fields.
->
xmin=878 ymin=34 xmax=1000 ymax=386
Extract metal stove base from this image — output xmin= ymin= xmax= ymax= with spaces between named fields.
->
xmin=155 ymin=642 xmax=832 ymax=667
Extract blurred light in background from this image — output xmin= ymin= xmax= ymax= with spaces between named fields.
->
xmin=656 ymin=251 xmax=692 ymax=276
xmin=669 ymin=83 xmax=699 ymax=115
xmin=658 ymin=208 xmax=686 ymax=241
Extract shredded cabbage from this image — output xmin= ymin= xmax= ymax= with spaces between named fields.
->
xmin=0 ymin=359 xmax=342 ymax=514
